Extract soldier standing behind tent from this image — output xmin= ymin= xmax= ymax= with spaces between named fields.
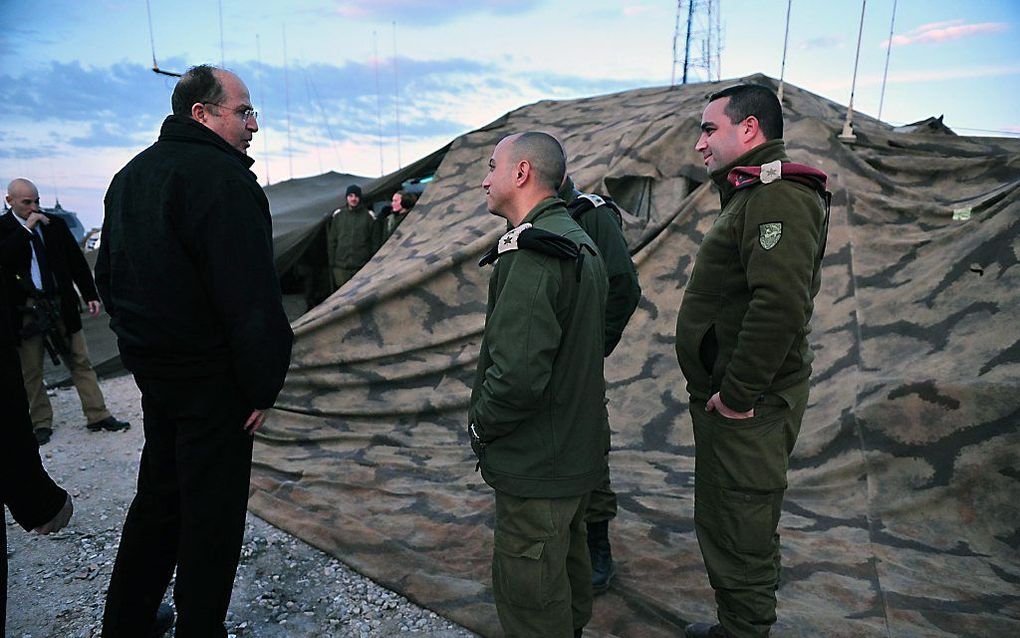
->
xmin=675 ymin=84 xmax=828 ymax=638
xmin=376 ymin=189 xmax=417 ymax=246
xmin=326 ymin=184 xmax=376 ymax=290
xmin=470 ymin=131 xmax=608 ymax=638
xmin=556 ymin=174 xmax=641 ymax=594
xmin=96 ymin=64 xmax=293 ymax=637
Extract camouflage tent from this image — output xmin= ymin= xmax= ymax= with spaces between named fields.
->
xmin=249 ymin=74 xmax=1020 ymax=637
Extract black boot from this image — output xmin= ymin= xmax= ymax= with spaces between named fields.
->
xmin=685 ymin=622 xmax=732 ymax=638
xmin=586 ymin=519 xmax=615 ymax=595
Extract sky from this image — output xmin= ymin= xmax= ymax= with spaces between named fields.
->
xmin=1 ymin=0 xmax=1018 ymax=231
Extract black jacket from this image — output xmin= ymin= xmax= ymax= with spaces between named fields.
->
xmin=0 ymin=211 xmax=99 ymax=340
xmin=96 ymin=115 xmax=293 ymax=410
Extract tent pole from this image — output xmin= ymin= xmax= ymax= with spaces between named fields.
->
xmin=878 ymin=0 xmax=898 ymax=122
xmin=840 ymin=0 xmax=867 ymax=143
xmin=778 ymin=0 xmax=792 ymax=101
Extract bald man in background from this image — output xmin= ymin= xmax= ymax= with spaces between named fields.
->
xmin=0 ymin=178 xmax=129 ymax=445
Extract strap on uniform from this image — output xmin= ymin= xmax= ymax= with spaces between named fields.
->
xmin=575 ymin=243 xmax=598 ymax=282
xmin=567 ymin=193 xmax=624 ymax=227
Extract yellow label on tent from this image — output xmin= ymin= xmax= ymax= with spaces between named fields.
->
xmin=953 ymin=207 xmax=972 ymax=221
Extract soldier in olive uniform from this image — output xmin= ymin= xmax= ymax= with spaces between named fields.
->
xmin=470 ymin=132 xmax=608 ymax=638
xmin=557 ymin=175 xmax=641 ymax=594
xmin=675 ymin=84 xmax=829 ymax=638
xmin=326 ymin=184 xmax=375 ymax=290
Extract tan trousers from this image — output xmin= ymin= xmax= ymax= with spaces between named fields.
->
xmin=18 ymin=315 xmax=110 ymax=430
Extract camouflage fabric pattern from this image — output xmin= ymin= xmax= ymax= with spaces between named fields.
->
xmin=249 ymin=75 xmax=1020 ymax=637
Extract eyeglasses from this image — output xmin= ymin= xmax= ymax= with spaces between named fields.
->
xmin=204 ymin=102 xmax=258 ymax=124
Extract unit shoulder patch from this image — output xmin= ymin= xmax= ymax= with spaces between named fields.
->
xmin=759 ymin=222 xmax=783 ymax=250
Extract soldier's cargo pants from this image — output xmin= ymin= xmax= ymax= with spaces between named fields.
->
xmin=690 ymin=380 xmax=808 ymax=638
xmin=492 ymin=491 xmax=592 ymax=637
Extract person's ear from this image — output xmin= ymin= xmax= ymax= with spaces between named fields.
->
xmin=743 ymin=116 xmax=760 ymax=141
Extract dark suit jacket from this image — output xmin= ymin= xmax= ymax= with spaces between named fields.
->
xmin=0 ymin=211 xmax=99 ymax=340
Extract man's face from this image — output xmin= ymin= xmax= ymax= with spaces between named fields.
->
xmin=481 ymin=137 xmax=515 ymax=218
xmin=695 ymin=97 xmax=748 ymax=172
xmin=391 ymin=193 xmax=403 ymax=212
xmin=347 ymin=193 xmax=361 ymax=208
xmin=202 ymin=71 xmax=258 ymax=155
xmin=5 ymin=182 xmax=40 ymax=220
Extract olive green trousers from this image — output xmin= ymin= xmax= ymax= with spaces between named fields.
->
xmin=492 ymin=491 xmax=592 ymax=637
xmin=690 ymin=381 xmax=808 ymax=638
xmin=585 ymin=399 xmax=616 ymax=523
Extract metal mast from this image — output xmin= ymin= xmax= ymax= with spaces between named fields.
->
xmin=671 ymin=0 xmax=723 ymax=85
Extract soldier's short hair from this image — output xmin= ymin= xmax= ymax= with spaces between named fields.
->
xmin=510 ymin=132 xmax=566 ymax=193
xmin=709 ymin=84 xmax=784 ymax=141
xmin=171 ymin=65 xmax=227 ymax=117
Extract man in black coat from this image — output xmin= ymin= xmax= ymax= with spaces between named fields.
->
xmin=96 ymin=64 xmax=293 ymax=638
xmin=1 ymin=178 xmax=130 ymax=445
xmin=0 ymin=263 xmax=74 ymax=635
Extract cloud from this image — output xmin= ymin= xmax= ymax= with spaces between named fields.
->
xmin=623 ymin=2 xmax=655 ymax=18
xmin=332 ymin=0 xmax=544 ymax=25
xmin=67 ymin=122 xmax=149 ymax=149
xmin=811 ymin=63 xmax=1020 ymax=92
xmin=799 ymin=36 xmax=843 ymax=51
xmin=882 ymin=20 xmax=1008 ymax=47
xmin=0 ymin=53 xmax=654 ymax=179
xmin=0 ymin=60 xmax=171 ymax=129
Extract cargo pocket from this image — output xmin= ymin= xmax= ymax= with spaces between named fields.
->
xmin=709 ymin=410 xmax=790 ymax=489
xmin=493 ymin=531 xmax=548 ymax=609
xmin=718 ymin=487 xmax=781 ymax=555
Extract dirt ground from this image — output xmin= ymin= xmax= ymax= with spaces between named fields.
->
xmin=5 ymin=374 xmax=479 ymax=638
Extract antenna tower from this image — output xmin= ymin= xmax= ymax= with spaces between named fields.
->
xmin=671 ymin=0 xmax=723 ymax=85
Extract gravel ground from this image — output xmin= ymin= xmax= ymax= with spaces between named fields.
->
xmin=6 ymin=374 xmax=480 ymax=638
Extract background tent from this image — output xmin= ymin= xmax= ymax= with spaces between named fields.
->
xmin=251 ymin=73 xmax=1019 ymax=637
xmin=267 ymin=170 xmax=370 ymax=280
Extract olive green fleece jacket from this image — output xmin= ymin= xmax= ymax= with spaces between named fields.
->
xmin=674 ymin=140 xmax=827 ymax=412
xmin=326 ymin=203 xmax=376 ymax=270
xmin=470 ymin=198 xmax=609 ymax=498
xmin=558 ymin=178 xmax=642 ymax=356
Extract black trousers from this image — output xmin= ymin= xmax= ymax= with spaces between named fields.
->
xmin=0 ymin=346 xmax=26 ymax=636
xmin=102 ymin=372 xmax=253 ymax=638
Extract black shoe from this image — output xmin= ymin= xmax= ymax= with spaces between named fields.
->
xmin=685 ymin=623 xmax=732 ymax=638
xmin=574 ymin=628 xmax=584 ymax=638
xmin=149 ymin=603 xmax=175 ymax=637
xmin=87 ymin=416 xmax=131 ymax=432
xmin=34 ymin=427 xmax=53 ymax=445
xmin=587 ymin=520 xmax=615 ymax=595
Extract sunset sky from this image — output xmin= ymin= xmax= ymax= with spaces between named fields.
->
xmin=2 ymin=0 xmax=1017 ymax=230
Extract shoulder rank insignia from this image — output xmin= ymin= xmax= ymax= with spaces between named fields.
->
xmin=727 ymin=161 xmax=828 ymax=193
xmin=577 ymin=193 xmax=606 ymax=208
xmin=759 ymin=222 xmax=783 ymax=250
xmin=760 ymin=160 xmax=782 ymax=184
xmin=478 ymin=223 xmax=581 ymax=267
xmin=497 ymin=223 xmax=531 ymax=255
